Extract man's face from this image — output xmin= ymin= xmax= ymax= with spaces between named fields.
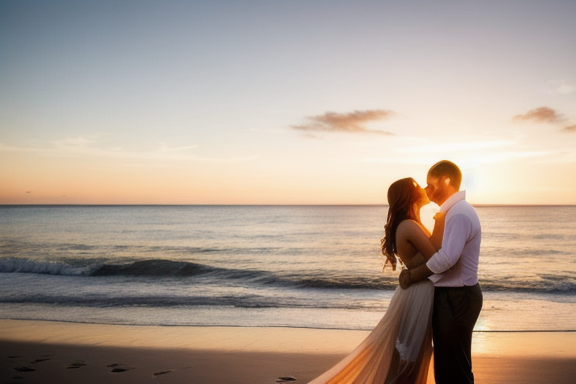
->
xmin=425 ymin=175 xmax=446 ymax=205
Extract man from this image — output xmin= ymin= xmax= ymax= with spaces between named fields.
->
xmin=400 ymin=160 xmax=482 ymax=384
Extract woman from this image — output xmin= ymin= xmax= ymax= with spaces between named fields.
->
xmin=308 ymin=178 xmax=444 ymax=384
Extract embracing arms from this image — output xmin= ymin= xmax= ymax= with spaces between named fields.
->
xmin=394 ymin=213 xmax=445 ymax=270
xmin=399 ymin=213 xmax=445 ymax=288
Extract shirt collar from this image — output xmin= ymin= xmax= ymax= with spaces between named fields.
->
xmin=439 ymin=190 xmax=466 ymax=213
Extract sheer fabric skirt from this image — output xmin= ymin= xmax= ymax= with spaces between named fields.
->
xmin=309 ymin=280 xmax=434 ymax=384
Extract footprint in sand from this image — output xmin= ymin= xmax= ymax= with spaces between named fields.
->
xmin=14 ymin=366 xmax=36 ymax=373
xmin=153 ymin=370 xmax=173 ymax=376
xmin=107 ymin=363 xmax=135 ymax=373
xmin=67 ymin=360 xmax=87 ymax=369
xmin=152 ymin=366 xmax=194 ymax=378
xmin=32 ymin=355 xmax=51 ymax=364
xmin=276 ymin=376 xmax=297 ymax=382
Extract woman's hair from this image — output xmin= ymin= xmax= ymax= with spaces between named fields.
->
xmin=381 ymin=177 xmax=420 ymax=270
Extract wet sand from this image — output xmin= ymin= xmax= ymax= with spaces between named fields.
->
xmin=1 ymin=320 xmax=574 ymax=384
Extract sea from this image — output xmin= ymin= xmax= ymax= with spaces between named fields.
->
xmin=0 ymin=205 xmax=575 ymax=332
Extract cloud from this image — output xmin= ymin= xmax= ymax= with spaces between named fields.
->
xmin=562 ymin=124 xmax=576 ymax=133
xmin=1 ymin=136 xmax=257 ymax=163
xmin=362 ymin=150 xmax=550 ymax=166
xmin=0 ymin=142 xmax=40 ymax=153
xmin=544 ymin=80 xmax=575 ymax=95
xmin=396 ymin=140 xmax=514 ymax=153
xmin=513 ymin=107 xmax=564 ymax=124
xmin=291 ymin=109 xmax=395 ymax=135
xmin=360 ymin=136 xmax=556 ymax=168
xmin=157 ymin=142 xmax=200 ymax=153
xmin=50 ymin=134 xmax=123 ymax=155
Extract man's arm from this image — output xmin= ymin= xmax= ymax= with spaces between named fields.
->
xmin=426 ymin=214 xmax=469 ymax=273
xmin=401 ymin=214 xmax=471 ymax=289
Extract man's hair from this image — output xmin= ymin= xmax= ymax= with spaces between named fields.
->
xmin=428 ymin=160 xmax=462 ymax=189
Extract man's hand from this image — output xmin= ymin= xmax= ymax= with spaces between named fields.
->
xmin=399 ymin=269 xmax=411 ymax=289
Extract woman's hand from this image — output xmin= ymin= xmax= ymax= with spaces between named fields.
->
xmin=400 ymin=263 xmax=434 ymax=288
xmin=430 ymin=212 xmax=446 ymax=250
xmin=399 ymin=269 xmax=411 ymax=289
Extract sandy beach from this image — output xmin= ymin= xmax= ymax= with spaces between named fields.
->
xmin=1 ymin=320 xmax=575 ymax=384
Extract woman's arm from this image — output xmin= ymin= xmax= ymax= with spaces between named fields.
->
xmin=399 ymin=217 xmax=443 ymax=261
xmin=399 ymin=214 xmax=446 ymax=289
xmin=429 ymin=212 xmax=446 ymax=251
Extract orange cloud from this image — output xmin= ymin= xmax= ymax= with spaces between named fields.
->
xmin=562 ymin=124 xmax=576 ymax=133
xmin=513 ymin=106 xmax=564 ymax=123
xmin=292 ymin=109 xmax=395 ymax=135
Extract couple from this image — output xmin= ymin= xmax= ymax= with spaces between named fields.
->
xmin=309 ymin=160 xmax=483 ymax=384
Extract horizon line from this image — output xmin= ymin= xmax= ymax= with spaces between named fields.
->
xmin=1 ymin=203 xmax=575 ymax=208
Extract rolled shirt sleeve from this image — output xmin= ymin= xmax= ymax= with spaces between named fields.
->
xmin=426 ymin=193 xmax=481 ymax=287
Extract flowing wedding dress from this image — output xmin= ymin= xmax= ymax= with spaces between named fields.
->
xmin=308 ymin=279 xmax=434 ymax=384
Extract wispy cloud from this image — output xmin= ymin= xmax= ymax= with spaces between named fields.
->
xmin=360 ymin=138 xmax=552 ymax=167
xmin=362 ymin=150 xmax=550 ymax=166
xmin=544 ymin=80 xmax=575 ymax=95
xmin=396 ymin=140 xmax=514 ymax=153
xmin=50 ymin=134 xmax=123 ymax=155
xmin=291 ymin=110 xmax=395 ymax=135
xmin=562 ymin=124 xmax=576 ymax=133
xmin=1 ymin=136 xmax=258 ymax=163
xmin=0 ymin=142 xmax=41 ymax=153
xmin=513 ymin=106 xmax=564 ymax=123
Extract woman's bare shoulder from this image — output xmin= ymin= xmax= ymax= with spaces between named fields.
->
xmin=397 ymin=219 xmax=424 ymax=231
xmin=396 ymin=219 xmax=428 ymax=238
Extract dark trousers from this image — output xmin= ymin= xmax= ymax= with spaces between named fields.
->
xmin=432 ymin=284 xmax=482 ymax=384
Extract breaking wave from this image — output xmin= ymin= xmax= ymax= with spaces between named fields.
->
xmin=1 ymin=257 xmax=575 ymax=295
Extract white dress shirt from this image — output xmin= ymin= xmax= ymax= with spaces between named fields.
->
xmin=427 ymin=190 xmax=481 ymax=287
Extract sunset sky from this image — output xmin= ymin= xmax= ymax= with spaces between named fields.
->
xmin=1 ymin=0 xmax=575 ymax=205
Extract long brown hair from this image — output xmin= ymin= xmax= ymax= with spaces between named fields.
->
xmin=381 ymin=177 xmax=420 ymax=270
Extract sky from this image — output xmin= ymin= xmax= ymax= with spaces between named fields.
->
xmin=1 ymin=0 xmax=575 ymax=205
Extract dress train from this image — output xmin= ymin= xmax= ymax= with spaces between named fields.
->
xmin=308 ymin=280 xmax=434 ymax=384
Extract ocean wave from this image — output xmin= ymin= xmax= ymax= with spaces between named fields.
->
xmin=0 ymin=257 xmax=97 ymax=276
xmin=1 ymin=257 xmax=575 ymax=295
xmin=0 ymin=257 xmax=389 ymax=288
xmin=298 ymin=276 xmax=395 ymax=290
xmin=0 ymin=257 xmax=237 ymax=278
xmin=0 ymin=294 xmax=374 ymax=310
xmin=480 ymin=276 xmax=576 ymax=295
xmin=92 ymin=259 xmax=218 ymax=277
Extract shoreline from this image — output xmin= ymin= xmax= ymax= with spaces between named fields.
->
xmin=1 ymin=320 xmax=575 ymax=384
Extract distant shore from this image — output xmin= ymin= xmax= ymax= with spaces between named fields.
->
xmin=1 ymin=320 xmax=575 ymax=384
